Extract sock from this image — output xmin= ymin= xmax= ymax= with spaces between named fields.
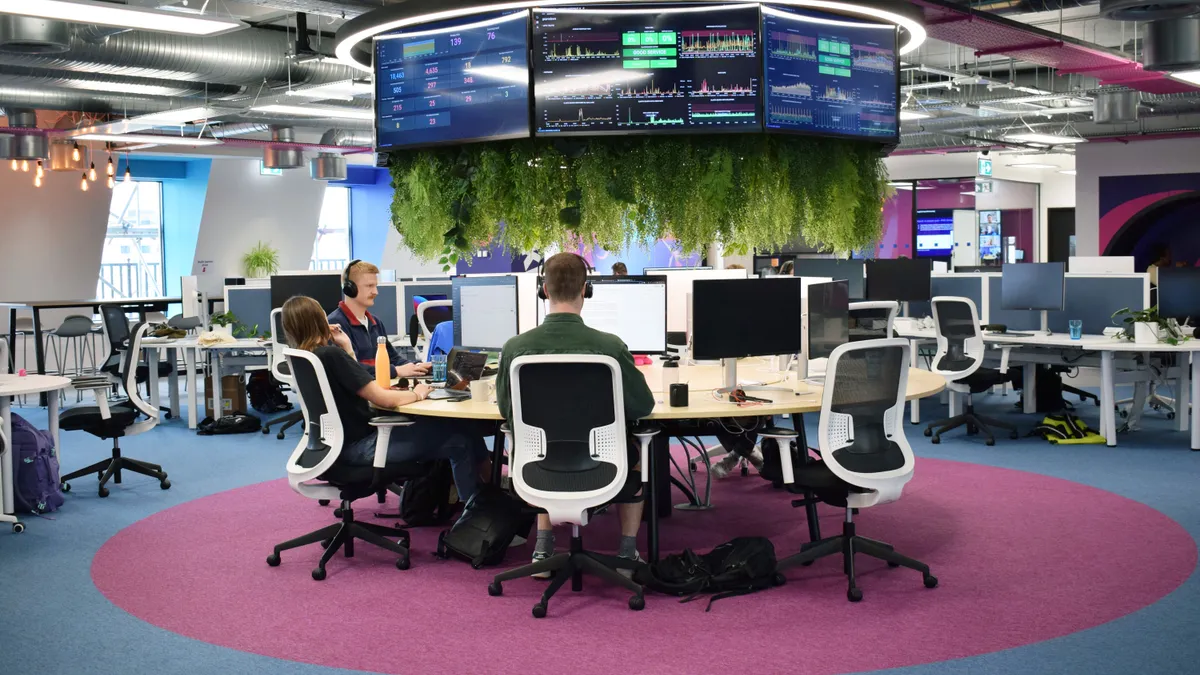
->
xmin=534 ymin=529 xmax=555 ymax=556
xmin=618 ymin=535 xmax=639 ymax=559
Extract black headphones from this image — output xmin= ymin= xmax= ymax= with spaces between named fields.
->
xmin=537 ymin=254 xmax=593 ymax=300
xmin=342 ymin=259 xmax=363 ymax=298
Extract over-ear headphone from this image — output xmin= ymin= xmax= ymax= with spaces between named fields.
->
xmin=537 ymin=253 xmax=593 ymax=300
xmin=342 ymin=259 xmax=362 ymax=298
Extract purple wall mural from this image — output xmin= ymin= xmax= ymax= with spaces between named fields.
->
xmin=1099 ymin=173 xmax=1200 ymax=270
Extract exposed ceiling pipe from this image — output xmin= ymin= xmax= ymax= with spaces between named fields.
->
xmin=318 ymin=128 xmax=372 ymax=146
xmin=73 ymin=25 xmax=132 ymax=45
xmin=0 ymin=64 xmax=243 ymax=98
xmin=0 ymin=86 xmax=179 ymax=114
xmin=225 ymin=0 xmax=380 ymax=19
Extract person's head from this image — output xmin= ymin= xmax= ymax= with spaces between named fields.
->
xmin=779 ymin=260 xmax=794 ymax=276
xmin=611 ymin=262 xmax=628 ymax=276
xmin=282 ymin=296 xmax=332 ymax=352
xmin=726 ymin=263 xmax=745 ymax=270
xmin=343 ymin=260 xmax=380 ymax=310
xmin=542 ymin=252 xmax=590 ymax=313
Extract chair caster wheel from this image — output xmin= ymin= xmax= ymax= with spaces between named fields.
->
xmin=772 ymin=572 xmax=787 ymax=586
xmin=98 ymin=487 xmax=109 ymax=498
xmin=986 ymin=439 xmax=995 ymax=447
xmin=333 ymin=509 xmax=344 ymax=518
xmin=930 ymin=436 xmax=940 ymax=444
xmin=488 ymin=582 xmax=503 ymax=597
xmin=312 ymin=568 xmax=326 ymax=581
xmin=396 ymin=555 xmax=410 ymax=571
xmin=1010 ymin=431 xmax=1019 ymax=440
xmin=277 ymin=433 xmax=286 ymax=440
xmin=689 ymin=462 xmax=696 ymax=472
xmin=318 ymin=499 xmax=330 ymax=506
xmin=847 ymin=587 xmax=863 ymax=602
xmin=532 ymin=603 xmax=547 ymax=618
xmin=12 ymin=522 xmax=25 ymax=534
xmin=1168 ymin=412 xmax=1176 ymax=420
xmin=888 ymin=561 xmax=900 ymax=568
xmin=924 ymin=574 xmax=938 ymax=589
xmin=61 ymin=482 xmax=70 ymax=493
xmin=1093 ymin=399 xmax=1100 ymax=407
xmin=262 ymin=427 xmax=270 ymax=434
xmin=629 ymin=595 xmax=645 ymax=611
xmin=160 ymin=479 xmax=171 ymax=490
xmin=923 ymin=427 xmax=932 ymax=437
xmin=266 ymin=554 xmax=280 ymax=567
xmin=320 ymin=539 xmax=332 ymax=549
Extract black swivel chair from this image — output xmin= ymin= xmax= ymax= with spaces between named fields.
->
xmin=487 ymin=354 xmax=658 ymax=617
xmin=99 ymin=305 xmax=174 ymax=419
xmin=776 ymin=339 xmax=937 ymax=602
xmin=266 ymin=347 xmax=426 ymax=580
xmin=923 ymin=297 xmax=1019 ymax=446
xmin=59 ymin=322 xmax=171 ymax=497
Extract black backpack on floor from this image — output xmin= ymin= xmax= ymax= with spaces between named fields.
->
xmin=435 ymin=485 xmax=533 ymax=569
xmin=398 ymin=460 xmax=458 ymax=527
xmin=637 ymin=537 xmax=782 ymax=611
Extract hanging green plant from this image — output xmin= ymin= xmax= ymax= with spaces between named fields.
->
xmin=241 ymin=241 xmax=279 ymax=278
xmin=388 ymin=134 xmax=889 ymax=261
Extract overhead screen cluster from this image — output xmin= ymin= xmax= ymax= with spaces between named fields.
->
xmin=374 ymin=3 xmax=899 ymax=150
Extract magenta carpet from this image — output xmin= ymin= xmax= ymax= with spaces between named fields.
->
xmin=92 ymin=457 xmax=1196 ymax=675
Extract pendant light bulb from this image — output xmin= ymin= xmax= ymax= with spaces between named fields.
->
xmin=10 ymin=159 xmax=17 ymax=171
xmin=36 ymin=161 xmax=44 ymax=179
xmin=106 ymin=156 xmax=115 ymax=176
xmin=89 ymin=162 xmax=97 ymax=181
xmin=106 ymin=175 xmax=115 ymax=189
xmin=81 ymin=173 xmax=89 ymax=191
xmin=21 ymin=159 xmax=29 ymax=173
xmin=34 ymin=174 xmax=42 ymax=188
xmin=123 ymin=165 xmax=132 ymax=183
xmin=72 ymin=144 xmax=80 ymax=162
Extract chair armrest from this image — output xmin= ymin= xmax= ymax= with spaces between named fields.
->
xmin=370 ymin=415 xmax=415 ymax=427
xmin=632 ymin=424 xmax=660 ymax=484
xmin=995 ymin=345 xmax=1015 ymax=374
xmin=94 ymin=390 xmax=111 ymax=420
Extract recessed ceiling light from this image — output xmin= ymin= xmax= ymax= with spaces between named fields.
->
xmin=1058 ymin=169 xmax=1077 ymax=175
xmin=1 ymin=0 xmax=243 ymax=36
xmin=1004 ymin=132 xmax=1087 ymax=145
xmin=72 ymin=133 xmax=223 ymax=146
xmin=960 ymin=191 xmax=978 ymax=195
xmin=251 ymin=104 xmax=374 ymax=121
xmin=284 ymin=80 xmax=374 ymax=101
xmin=900 ymin=110 xmax=931 ymax=121
xmin=126 ymin=107 xmax=218 ymax=126
xmin=1008 ymin=162 xmax=1058 ymax=169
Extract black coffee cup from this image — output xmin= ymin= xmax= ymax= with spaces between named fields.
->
xmin=669 ymin=382 xmax=688 ymax=407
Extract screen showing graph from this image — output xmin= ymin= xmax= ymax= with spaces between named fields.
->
xmin=374 ymin=10 xmax=530 ymax=149
xmin=762 ymin=5 xmax=897 ymax=141
xmin=533 ymin=5 xmax=762 ymax=135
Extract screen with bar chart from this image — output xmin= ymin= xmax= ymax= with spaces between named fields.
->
xmin=533 ymin=5 xmax=762 ymax=135
xmin=762 ymin=5 xmax=897 ymax=141
xmin=374 ymin=10 xmax=530 ymax=149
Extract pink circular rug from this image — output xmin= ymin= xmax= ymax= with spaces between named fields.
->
xmin=93 ymin=458 xmax=1196 ymax=675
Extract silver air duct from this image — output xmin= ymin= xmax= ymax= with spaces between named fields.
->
xmin=0 ymin=64 xmax=243 ymax=98
xmin=1142 ymin=17 xmax=1200 ymax=71
xmin=263 ymin=126 xmax=304 ymax=169
xmin=1094 ymin=89 xmax=1141 ymax=123
xmin=0 ymin=107 xmax=47 ymax=160
xmin=1102 ymin=0 xmax=1200 ymax=21
xmin=0 ymin=16 xmax=70 ymax=55
xmin=310 ymin=153 xmax=347 ymax=180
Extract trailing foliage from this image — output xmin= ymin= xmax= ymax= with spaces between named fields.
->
xmin=241 ymin=241 xmax=280 ymax=278
xmin=388 ymin=135 xmax=889 ymax=262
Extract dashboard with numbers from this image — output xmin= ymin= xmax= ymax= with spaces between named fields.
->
xmin=374 ymin=10 xmax=530 ymax=149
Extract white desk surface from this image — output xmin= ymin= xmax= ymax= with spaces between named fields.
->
xmin=896 ymin=328 xmax=1200 ymax=353
xmin=0 ymin=374 xmax=73 ymax=397
xmin=140 ymin=337 xmax=267 ymax=350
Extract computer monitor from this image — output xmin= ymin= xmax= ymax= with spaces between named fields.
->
xmin=792 ymin=259 xmax=866 ymax=299
xmin=535 ymin=275 xmax=668 ymax=354
xmin=270 ymin=274 xmax=342 ymax=314
xmin=452 ymin=276 xmax=519 ymax=351
xmin=864 ymin=259 xmax=932 ymax=302
xmin=1157 ymin=267 xmax=1200 ymax=324
xmin=1000 ymin=263 xmax=1065 ymax=311
xmin=692 ymin=278 xmax=803 ymax=361
xmin=806 ymin=280 xmax=849 ymax=360
xmin=643 ymin=266 xmax=712 ymax=274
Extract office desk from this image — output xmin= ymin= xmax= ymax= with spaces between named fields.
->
xmin=0 ymin=375 xmax=70 ymax=520
xmin=2 ymin=297 xmax=180 ymax=405
xmin=380 ymin=361 xmax=945 ymax=560
xmin=897 ymin=328 xmax=1200 ymax=450
xmin=141 ymin=337 xmax=267 ymax=428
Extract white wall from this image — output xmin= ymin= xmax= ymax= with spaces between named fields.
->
xmin=1075 ymin=137 xmax=1200 ymax=257
xmin=191 ymin=159 xmax=326 ymax=295
xmin=381 ymin=228 xmax=451 ymax=278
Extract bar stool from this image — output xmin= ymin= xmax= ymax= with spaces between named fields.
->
xmin=49 ymin=315 xmax=99 ymax=403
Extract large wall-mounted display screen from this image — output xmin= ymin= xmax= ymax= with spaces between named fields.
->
xmin=761 ymin=5 xmax=897 ymax=141
xmin=915 ymin=209 xmax=954 ymax=257
xmin=374 ymin=10 xmax=530 ymax=149
xmin=533 ymin=5 xmax=762 ymax=135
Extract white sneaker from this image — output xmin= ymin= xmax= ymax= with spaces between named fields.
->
xmin=617 ymin=552 xmax=645 ymax=580
xmin=709 ymin=453 xmax=740 ymax=479
xmin=530 ymin=549 xmax=553 ymax=579
xmin=748 ymin=445 xmax=764 ymax=471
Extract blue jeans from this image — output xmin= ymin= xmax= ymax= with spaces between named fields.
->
xmin=344 ymin=419 xmax=489 ymax=501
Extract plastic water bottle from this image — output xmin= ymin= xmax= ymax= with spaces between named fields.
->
xmin=375 ymin=337 xmax=391 ymax=389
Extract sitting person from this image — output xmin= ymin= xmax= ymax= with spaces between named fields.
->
xmin=497 ymin=252 xmax=655 ymax=574
xmin=283 ymin=295 xmax=489 ymax=501
xmin=328 ymin=260 xmax=431 ymax=379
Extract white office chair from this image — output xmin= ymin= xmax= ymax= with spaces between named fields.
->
xmin=266 ymin=348 xmax=423 ymax=580
xmin=923 ymin=296 xmax=1018 ymax=445
xmin=488 ymin=354 xmax=657 ymax=618
xmin=261 ymin=308 xmax=304 ymax=440
xmin=776 ymin=338 xmax=937 ymax=601
xmin=848 ymin=301 xmax=899 ymax=341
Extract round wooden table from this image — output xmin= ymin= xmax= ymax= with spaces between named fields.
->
xmin=0 ymin=374 xmax=72 ymax=531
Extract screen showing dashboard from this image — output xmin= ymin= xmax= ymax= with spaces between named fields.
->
xmin=374 ymin=10 xmax=531 ymax=149
xmin=761 ymin=5 xmax=897 ymax=140
xmin=533 ymin=5 xmax=762 ymax=135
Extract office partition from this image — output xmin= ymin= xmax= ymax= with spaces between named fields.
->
xmin=1049 ymin=274 xmax=1150 ymax=335
xmin=225 ymin=286 xmax=272 ymax=337
xmin=374 ymin=283 xmax=399 ymax=335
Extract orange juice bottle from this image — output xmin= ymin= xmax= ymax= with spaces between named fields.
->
xmin=375 ymin=336 xmax=391 ymax=389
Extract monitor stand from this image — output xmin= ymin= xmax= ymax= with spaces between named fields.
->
xmin=718 ymin=358 xmax=792 ymax=395
xmin=902 ymin=301 xmax=910 ymax=318
xmin=1040 ymin=310 xmax=1052 ymax=336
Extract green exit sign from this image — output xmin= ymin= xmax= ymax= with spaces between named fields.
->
xmin=260 ymin=162 xmax=282 ymax=176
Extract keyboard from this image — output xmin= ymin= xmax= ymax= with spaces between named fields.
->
xmin=996 ymin=331 xmax=1032 ymax=338
xmin=428 ymin=388 xmax=470 ymax=401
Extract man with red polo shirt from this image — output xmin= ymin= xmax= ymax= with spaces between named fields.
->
xmin=327 ymin=260 xmax=431 ymax=379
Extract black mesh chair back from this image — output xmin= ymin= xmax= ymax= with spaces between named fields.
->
xmin=931 ymin=297 xmax=984 ymax=375
xmin=284 ymin=348 xmax=343 ymax=476
xmin=823 ymin=339 xmax=910 ymax=476
xmin=848 ymin=302 xmax=897 ymax=342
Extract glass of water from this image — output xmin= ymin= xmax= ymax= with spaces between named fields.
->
xmin=431 ymin=354 xmax=447 ymax=382
xmin=1069 ymin=319 xmax=1083 ymax=340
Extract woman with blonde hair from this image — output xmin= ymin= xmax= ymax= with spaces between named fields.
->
xmin=282 ymin=295 xmax=489 ymax=500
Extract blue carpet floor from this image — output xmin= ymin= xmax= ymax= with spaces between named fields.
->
xmin=1 ymin=387 xmax=1198 ymax=675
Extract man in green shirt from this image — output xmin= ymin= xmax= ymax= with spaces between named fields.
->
xmin=497 ymin=252 xmax=655 ymax=575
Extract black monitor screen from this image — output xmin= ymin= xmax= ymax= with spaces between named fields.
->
xmin=533 ymin=5 xmax=762 ymax=135
xmin=692 ymin=278 xmax=802 ymax=359
xmin=271 ymin=275 xmax=343 ymax=315
xmin=792 ymin=258 xmax=865 ymax=299
xmin=807 ymin=280 xmax=849 ymax=359
xmin=374 ymin=10 xmax=530 ymax=149
xmin=865 ymin=259 xmax=932 ymax=302
xmin=762 ymin=5 xmax=897 ymax=141
xmin=1156 ymin=267 xmax=1200 ymax=323
xmin=1000 ymin=262 xmax=1065 ymax=311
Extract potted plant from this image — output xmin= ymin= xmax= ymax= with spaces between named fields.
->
xmin=242 ymin=241 xmax=280 ymax=279
xmin=209 ymin=311 xmax=237 ymax=337
xmin=1111 ymin=306 xmax=1188 ymax=345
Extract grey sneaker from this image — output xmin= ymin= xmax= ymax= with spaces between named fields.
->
xmin=530 ymin=549 xmax=553 ymax=579
xmin=617 ymin=552 xmax=645 ymax=580
xmin=709 ymin=453 xmax=740 ymax=479
xmin=747 ymin=445 xmax=764 ymax=471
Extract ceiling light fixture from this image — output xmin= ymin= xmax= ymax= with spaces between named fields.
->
xmin=0 ymin=1 xmax=244 ymax=37
xmin=250 ymin=104 xmax=374 ymax=121
xmin=34 ymin=174 xmax=42 ymax=188
xmin=124 ymin=161 xmax=132 ymax=184
xmin=1007 ymin=162 xmax=1058 ymax=169
xmin=121 ymin=107 xmax=218 ymax=126
xmin=284 ymin=80 xmax=373 ymax=101
xmin=36 ymin=161 xmax=43 ymax=179
xmin=106 ymin=174 xmax=115 ymax=189
xmin=1003 ymin=132 xmax=1087 ymax=145
xmin=899 ymin=110 xmax=931 ymax=121
xmin=1058 ymin=169 xmax=1077 ymax=175
xmin=21 ymin=159 xmax=29 ymax=173
xmin=335 ymin=0 xmax=928 ymax=72
xmin=9 ymin=159 xmax=16 ymax=171
xmin=71 ymin=144 xmax=80 ymax=161
xmin=59 ymin=80 xmax=188 ymax=97
xmin=80 ymin=172 xmax=88 ymax=192
xmin=72 ymin=133 xmax=223 ymax=146
xmin=106 ymin=156 xmax=114 ymax=176
xmin=89 ymin=161 xmax=97 ymax=181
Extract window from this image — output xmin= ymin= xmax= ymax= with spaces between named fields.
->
xmin=99 ymin=181 xmax=164 ymax=299
xmin=310 ymin=186 xmax=351 ymax=271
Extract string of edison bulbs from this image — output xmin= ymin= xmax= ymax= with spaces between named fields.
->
xmin=14 ymin=142 xmax=131 ymax=190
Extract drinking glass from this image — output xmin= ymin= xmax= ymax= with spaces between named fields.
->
xmin=431 ymin=354 xmax=447 ymax=382
xmin=1069 ymin=319 xmax=1083 ymax=340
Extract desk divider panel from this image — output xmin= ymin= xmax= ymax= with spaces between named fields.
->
xmin=375 ymin=284 xmax=399 ymax=336
xmin=226 ymin=287 xmax=272 ymax=337
xmin=910 ymin=275 xmax=986 ymax=321
xmin=1048 ymin=275 xmax=1148 ymax=335
xmin=986 ymin=276 xmax=1040 ymax=331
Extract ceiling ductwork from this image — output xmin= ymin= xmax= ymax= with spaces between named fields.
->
xmin=1142 ymin=17 xmax=1200 ymax=71
xmin=263 ymin=126 xmax=304 ymax=169
xmin=0 ymin=106 xmax=46 ymax=161
xmin=0 ymin=64 xmax=243 ymax=99
xmin=318 ymin=128 xmax=372 ymax=148
xmin=310 ymin=153 xmax=347 ymax=180
xmin=1101 ymin=0 xmax=1200 ymax=21
xmin=47 ymin=138 xmax=83 ymax=172
xmin=1094 ymin=89 xmax=1142 ymax=123
xmin=0 ymin=86 xmax=179 ymax=115
xmin=0 ymin=16 xmax=69 ymax=55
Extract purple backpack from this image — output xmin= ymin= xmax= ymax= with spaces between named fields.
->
xmin=9 ymin=413 xmax=64 ymax=514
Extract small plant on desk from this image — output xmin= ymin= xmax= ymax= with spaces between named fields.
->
xmin=209 ymin=311 xmax=238 ymax=333
xmin=1111 ymin=306 xmax=1188 ymax=345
